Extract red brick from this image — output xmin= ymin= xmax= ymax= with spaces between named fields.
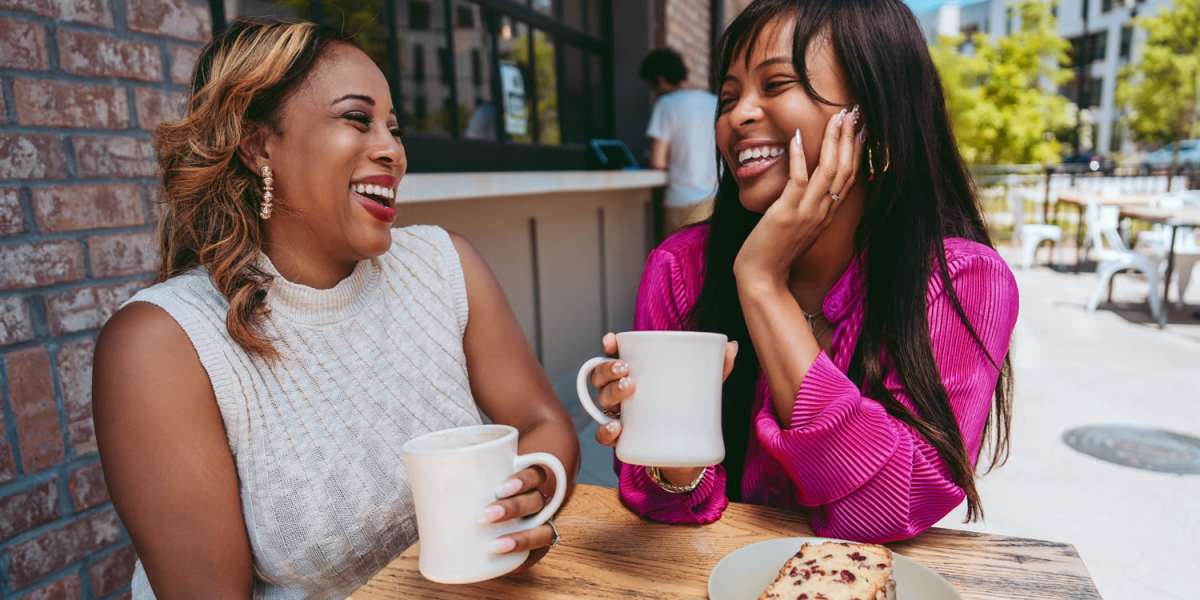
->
xmin=147 ymin=185 xmax=168 ymax=223
xmin=168 ymin=43 xmax=200 ymax=85
xmin=127 ymin=0 xmax=210 ymax=42
xmin=55 ymin=339 xmax=94 ymax=448
xmin=13 ymin=79 xmax=129 ymax=129
xmin=0 ymin=18 xmax=49 ymax=70
xmin=58 ymin=29 xmax=162 ymax=81
xmin=4 ymin=347 xmax=65 ymax=473
xmin=15 ymin=572 xmax=83 ymax=600
xmin=0 ymin=133 xmax=67 ymax=180
xmin=0 ymin=478 xmax=58 ymax=542
xmin=0 ymin=240 xmax=85 ymax=289
xmin=133 ymin=88 xmax=187 ymax=131
xmin=69 ymin=462 xmax=108 ymax=510
xmin=67 ymin=419 xmax=96 ymax=456
xmin=73 ymin=136 xmax=159 ymax=179
xmin=1 ymin=188 xmax=24 ymax=235
xmin=0 ymin=0 xmax=112 ymax=27
xmin=46 ymin=281 xmax=145 ymax=335
xmin=88 ymin=231 xmax=157 ymax=277
xmin=1 ymin=295 xmax=36 ymax=346
xmin=0 ymin=412 xmax=14 ymax=483
xmin=32 ymin=184 xmax=145 ymax=232
xmin=5 ymin=509 xmax=121 ymax=589
xmin=89 ymin=545 xmax=135 ymax=597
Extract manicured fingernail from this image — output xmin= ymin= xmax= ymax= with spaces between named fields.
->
xmin=605 ymin=421 xmax=620 ymax=432
xmin=856 ymin=129 xmax=866 ymax=144
xmin=480 ymin=504 xmax=505 ymax=523
xmin=850 ymin=104 xmax=861 ymax=123
xmin=488 ymin=537 xmax=517 ymax=554
xmin=793 ymin=128 xmax=801 ymax=146
xmin=730 ymin=340 xmax=739 ymax=353
xmin=613 ymin=361 xmax=628 ymax=375
xmin=495 ymin=478 xmax=522 ymax=498
xmin=617 ymin=377 xmax=630 ymax=390
xmin=833 ymin=109 xmax=846 ymax=127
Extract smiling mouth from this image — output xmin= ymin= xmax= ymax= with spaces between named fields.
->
xmin=736 ymin=145 xmax=785 ymax=167
xmin=350 ymin=183 xmax=396 ymax=208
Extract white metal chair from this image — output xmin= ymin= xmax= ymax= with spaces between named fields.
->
xmin=1085 ymin=199 xmax=1165 ymax=322
xmin=1010 ymin=182 xmax=1062 ymax=270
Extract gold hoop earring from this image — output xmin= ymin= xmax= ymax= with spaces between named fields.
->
xmin=868 ymin=146 xmax=876 ymax=181
xmin=259 ymin=165 xmax=274 ymax=220
xmin=881 ymin=146 xmax=891 ymax=173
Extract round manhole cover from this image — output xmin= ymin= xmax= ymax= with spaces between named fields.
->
xmin=1062 ymin=426 xmax=1200 ymax=474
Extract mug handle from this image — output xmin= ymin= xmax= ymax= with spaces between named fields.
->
xmin=511 ymin=453 xmax=567 ymax=532
xmin=576 ymin=356 xmax=615 ymax=426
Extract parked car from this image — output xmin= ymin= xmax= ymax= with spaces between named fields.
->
xmin=1141 ymin=139 xmax=1200 ymax=171
xmin=1061 ymin=153 xmax=1115 ymax=174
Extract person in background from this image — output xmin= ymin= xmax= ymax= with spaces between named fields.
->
xmin=640 ymin=48 xmax=719 ymax=235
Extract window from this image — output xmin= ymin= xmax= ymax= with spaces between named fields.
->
xmin=213 ymin=0 xmax=613 ymax=172
xmin=1069 ymin=30 xmax=1107 ymax=65
xmin=1120 ymin=25 xmax=1133 ymax=60
xmin=456 ymin=5 xmax=474 ymax=28
xmin=409 ymin=1 xmax=432 ymax=30
xmin=1102 ymin=0 xmax=1113 ymax=13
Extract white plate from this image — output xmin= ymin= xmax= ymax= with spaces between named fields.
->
xmin=708 ymin=537 xmax=961 ymax=600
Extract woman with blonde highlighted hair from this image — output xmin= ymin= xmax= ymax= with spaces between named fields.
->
xmin=93 ymin=19 xmax=578 ymax=598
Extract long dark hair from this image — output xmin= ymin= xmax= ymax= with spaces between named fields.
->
xmin=693 ymin=0 xmax=1012 ymax=521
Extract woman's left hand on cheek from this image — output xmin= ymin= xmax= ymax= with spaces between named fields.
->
xmin=483 ymin=466 xmax=558 ymax=556
xmin=733 ymin=104 xmax=865 ymax=286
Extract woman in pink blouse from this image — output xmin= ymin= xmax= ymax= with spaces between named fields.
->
xmin=587 ymin=0 xmax=1018 ymax=543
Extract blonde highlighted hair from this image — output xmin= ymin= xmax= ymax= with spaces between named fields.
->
xmin=154 ymin=19 xmax=355 ymax=358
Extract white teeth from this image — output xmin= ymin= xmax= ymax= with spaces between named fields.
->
xmin=737 ymin=145 xmax=785 ymax=165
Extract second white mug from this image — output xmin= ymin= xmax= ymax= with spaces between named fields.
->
xmin=577 ymin=331 xmax=727 ymax=468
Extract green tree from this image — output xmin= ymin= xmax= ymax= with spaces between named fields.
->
xmin=1117 ymin=0 xmax=1200 ymax=167
xmin=931 ymin=0 xmax=1074 ymax=165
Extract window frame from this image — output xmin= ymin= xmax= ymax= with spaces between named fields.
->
xmin=210 ymin=0 xmax=614 ymax=173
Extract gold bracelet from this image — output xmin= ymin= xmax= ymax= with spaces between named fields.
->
xmin=645 ymin=466 xmax=707 ymax=494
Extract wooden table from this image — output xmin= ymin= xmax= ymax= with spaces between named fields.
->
xmin=354 ymin=484 xmax=1101 ymax=600
xmin=1119 ymin=205 xmax=1200 ymax=325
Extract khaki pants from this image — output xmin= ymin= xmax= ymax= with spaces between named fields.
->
xmin=664 ymin=198 xmax=715 ymax=235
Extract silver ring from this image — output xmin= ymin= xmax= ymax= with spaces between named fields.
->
xmin=828 ymin=190 xmax=841 ymax=202
xmin=547 ymin=519 xmax=561 ymax=547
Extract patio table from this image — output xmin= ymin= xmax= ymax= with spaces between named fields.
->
xmin=353 ymin=483 xmax=1101 ymax=600
xmin=1119 ymin=205 xmax=1200 ymax=325
xmin=1055 ymin=191 xmax=1156 ymax=271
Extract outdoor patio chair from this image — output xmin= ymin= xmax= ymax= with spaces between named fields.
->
xmin=1085 ymin=199 xmax=1165 ymax=322
xmin=1010 ymin=183 xmax=1062 ymax=270
xmin=1133 ymin=193 xmax=1200 ymax=308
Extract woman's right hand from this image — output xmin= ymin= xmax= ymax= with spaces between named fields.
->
xmin=592 ymin=332 xmax=739 ymax=485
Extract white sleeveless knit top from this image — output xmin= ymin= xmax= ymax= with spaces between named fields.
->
xmin=124 ymin=226 xmax=482 ymax=599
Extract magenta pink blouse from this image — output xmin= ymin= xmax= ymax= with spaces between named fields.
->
xmin=616 ymin=224 xmax=1019 ymax=543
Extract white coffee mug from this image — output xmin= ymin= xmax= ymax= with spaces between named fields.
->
xmin=577 ymin=331 xmax=727 ymax=467
xmin=402 ymin=424 xmax=567 ymax=584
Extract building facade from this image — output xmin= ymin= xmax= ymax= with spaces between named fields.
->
xmin=915 ymin=0 xmax=1174 ymax=157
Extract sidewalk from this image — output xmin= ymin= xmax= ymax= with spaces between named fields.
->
xmin=567 ymin=245 xmax=1200 ymax=600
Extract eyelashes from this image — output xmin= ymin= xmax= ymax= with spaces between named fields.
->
xmin=342 ymin=112 xmax=402 ymax=138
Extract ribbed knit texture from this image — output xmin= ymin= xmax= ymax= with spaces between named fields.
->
xmin=122 ymin=226 xmax=481 ymax=599
xmin=617 ymin=225 xmax=1019 ymax=543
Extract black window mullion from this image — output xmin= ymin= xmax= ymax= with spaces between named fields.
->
xmin=385 ymin=0 xmax=404 ymax=132
xmin=527 ymin=28 xmax=540 ymax=143
xmin=442 ymin=0 xmax=460 ymax=136
xmin=487 ymin=8 xmax=508 ymax=143
xmin=554 ymin=36 xmax=565 ymax=143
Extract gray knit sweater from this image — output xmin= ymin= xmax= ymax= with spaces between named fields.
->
xmin=124 ymin=226 xmax=482 ymax=599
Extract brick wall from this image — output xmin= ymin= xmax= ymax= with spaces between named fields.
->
xmin=0 ymin=0 xmax=209 ymax=597
xmin=656 ymin=0 xmax=712 ymax=90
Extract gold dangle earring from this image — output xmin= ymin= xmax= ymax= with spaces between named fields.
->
xmin=867 ymin=146 xmax=876 ymax=181
xmin=259 ymin=165 xmax=274 ymax=220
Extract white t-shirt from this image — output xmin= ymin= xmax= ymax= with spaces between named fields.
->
xmin=646 ymin=89 xmax=719 ymax=207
